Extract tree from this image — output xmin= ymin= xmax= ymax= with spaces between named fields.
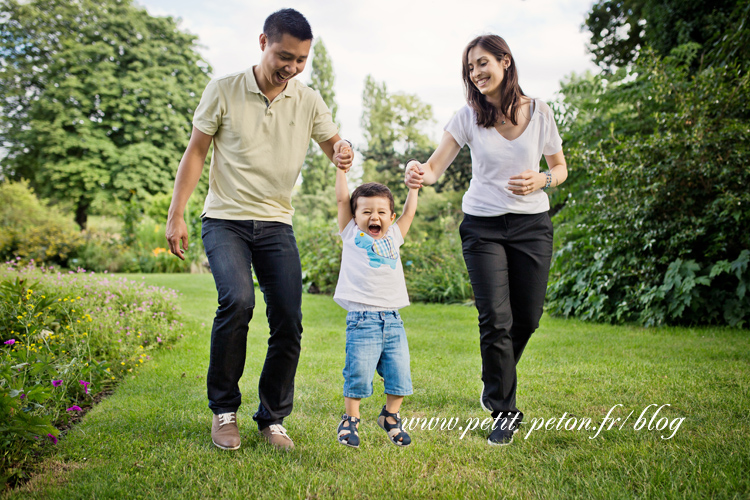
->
xmin=359 ymin=75 xmax=435 ymax=200
xmin=0 ymin=0 xmax=211 ymax=228
xmin=584 ymin=0 xmax=737 ymax=70
xmin=300 ymin=38 xmax=338 ymax=196
xmin=548 ymin=1 xmax=750 ymax=326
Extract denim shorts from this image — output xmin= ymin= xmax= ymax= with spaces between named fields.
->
xmin=343 ymin=311 xmax=413 ymax=399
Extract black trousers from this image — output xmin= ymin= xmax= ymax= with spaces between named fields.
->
xmin=460 ymin=212 xmax=553 ymax=415
xmin=202 ymin=218 xmax=303 ymax=429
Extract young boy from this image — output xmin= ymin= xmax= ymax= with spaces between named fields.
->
xmin=333 ymin=164 xmax=419 ymax=448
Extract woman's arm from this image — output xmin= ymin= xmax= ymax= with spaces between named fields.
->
xmin=507 ymin=150 xmax=568 ymax=195
xmin=404 ymin=131 xmax=462 ymax=189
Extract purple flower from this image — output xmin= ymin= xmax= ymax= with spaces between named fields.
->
xmin=47 ymin=433 xmax=58 ymax=444
xmin=66 ymin=405 xmax=83 ymax=412
xmin=20 ymin=393 xmax=26 ymax=400
xmin=79 ymin=380 xmax=90 ymax=394
xmin=52 ymin=379 xmax=63 ymax=387
xmin=3 ymin=339 xmax=15 ymax=345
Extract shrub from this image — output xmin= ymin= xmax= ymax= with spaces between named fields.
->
xmin=0 ymin=262 xmax=191 ymax=486
xmin=0 ymin=181 xmax=83 ymax=267
xmin=547 ymin=47 xmax=750 ymax=327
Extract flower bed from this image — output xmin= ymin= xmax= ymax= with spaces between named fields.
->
xmin=0 ymin=260 xmax=192 ymax=485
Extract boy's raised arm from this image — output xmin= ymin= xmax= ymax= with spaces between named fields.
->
xmin=396 ymin=188 xmax=419 ymax=239
xmin=336 ymin=167 xmax=353 ymax=233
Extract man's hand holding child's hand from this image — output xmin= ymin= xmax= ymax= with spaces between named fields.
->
xmin=334 ymin=139 xmax=353 ymax=172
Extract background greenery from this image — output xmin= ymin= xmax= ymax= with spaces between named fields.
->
xmin=1 ymin=1 xmax=749 ymax=489
xmin=4 ymin=0 xmax=746 ymax=326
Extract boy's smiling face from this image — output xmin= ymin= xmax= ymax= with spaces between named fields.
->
xmin=354 ymin=196 xmax=396 ymax=239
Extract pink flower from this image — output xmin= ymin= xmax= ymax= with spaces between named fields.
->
xmin=47 ymin=433 xmax=58 ymax=444
xmin=79 ymin=380 xmax=90 ymax=394
xmin=156 ymin=337 xmax=162 ymax=343
xmin=3 ymin=339 xmax=15 ymax=345
xmin=66 ymin=405 xmax=83 ymax=412
xmin=52 ymin=379 xmax=63 ymax=387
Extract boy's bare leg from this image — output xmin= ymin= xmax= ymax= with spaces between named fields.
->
xmin=344 ymin=397 xmax=361 ymax=418
xmin=384 ymin=394 xmax=404 ymax=425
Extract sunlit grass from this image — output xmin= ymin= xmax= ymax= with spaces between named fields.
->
xmin=7 ymin=274 xmax=749 ymax=500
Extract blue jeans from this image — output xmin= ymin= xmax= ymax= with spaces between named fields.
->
xmin=343 ymin=311 xmax=413 ymax=398
xmin=201 ymin=218 xmax=303 ymax=429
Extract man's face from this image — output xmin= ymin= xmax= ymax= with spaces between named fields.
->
xmin=258 ymin=32 xmax=311 ymax=89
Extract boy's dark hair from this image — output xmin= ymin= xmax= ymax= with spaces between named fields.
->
xmin=350 ymin=182 xmax=395 ymax=216
xmin=263 ymin=9 xmax=313 ymax=43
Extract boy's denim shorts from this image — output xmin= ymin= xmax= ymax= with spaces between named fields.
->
xmin=343 ymin=310 xmax=413 ymax=399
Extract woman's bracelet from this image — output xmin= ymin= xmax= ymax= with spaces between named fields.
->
xmin=542 ymin=171 xmax=552 ymax=190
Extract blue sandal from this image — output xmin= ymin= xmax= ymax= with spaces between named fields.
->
xmin=337 ymin=414 xmax=360 ymax=448
xmin=377 ymin=406 xmax=412 ymax=447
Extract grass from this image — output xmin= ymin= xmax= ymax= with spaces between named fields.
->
xmin=4 ymin=274 xmax=749 ymax=499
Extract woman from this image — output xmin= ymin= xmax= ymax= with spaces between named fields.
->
xmin=404 ymin=34 xmax=567 ymax=446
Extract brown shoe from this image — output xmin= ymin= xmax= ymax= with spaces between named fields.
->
xmin=260 ymin=424 xmax=294 ymax=451
xmin=211 ymin=412 xmax=240 ymax=450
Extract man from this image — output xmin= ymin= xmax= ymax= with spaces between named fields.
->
xmin=165 ymin=8 xmax=352 ymax=451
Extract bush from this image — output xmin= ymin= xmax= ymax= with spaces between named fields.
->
xmin=0 ymin=262 xmax=191 ymax=486
xmin=0 ymin=181 xmax=83 ymax=267
xmin=547 ymin=46 xmax=750 ymax=327
xmin=295 ymin=218 xmax=342 ymax=294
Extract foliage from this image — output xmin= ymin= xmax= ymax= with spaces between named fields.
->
xmin=584 ymin=0 xmax=738 ymax=70
xmin=296 ymin=218 xmax=342 ymax=295
xmin=402 ymin=189 xmax=472 ymax=304
xmin=547 ymin=42 xmax=750 ymax=327
xmin=0 ymin=262 xmax=190 ymax=486
xmin=0 ymin=0 xmax=211 ymax=228
xmin=359 ymin=75 xmax=436 ymax=199
xmin=0 ymin=181 xmax=83 ymax=268
xmin=301 ymin=38 xmax=339 ymax=196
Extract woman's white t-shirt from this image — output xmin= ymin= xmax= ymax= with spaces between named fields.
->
xmin=444 ymin=99 xmax=563 ymax=216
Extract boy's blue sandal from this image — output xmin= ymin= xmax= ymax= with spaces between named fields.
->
xmin=337 ymin=414 xmax=360 ymax=448
xmin=377 ymin=406 xmax=412 ymax=447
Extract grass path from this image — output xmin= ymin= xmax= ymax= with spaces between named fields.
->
xmin=5 ymin=274 xmax=750 ymax=499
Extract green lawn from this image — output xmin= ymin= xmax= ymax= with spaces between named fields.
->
xmin=6 ymin=274 xmax=749 ymax=499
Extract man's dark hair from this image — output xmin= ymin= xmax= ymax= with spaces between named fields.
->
xmin=263 ymin=8 xmax=313 ymax=43
xmin=350 ymin=182 xmax=395 ymax=216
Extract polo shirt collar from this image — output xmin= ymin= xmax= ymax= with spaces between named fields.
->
xmin=245 ymin=66 xmax=296 ymax=100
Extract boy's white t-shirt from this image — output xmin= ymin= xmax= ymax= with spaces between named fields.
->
xmin=333 ymin=219 xmax=410 ymax=311
xmin=444 ymin=99 xmax=563 ymax=217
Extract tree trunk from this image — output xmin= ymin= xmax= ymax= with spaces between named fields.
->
xmin=75 ymin=198 xmax=89 ymax=230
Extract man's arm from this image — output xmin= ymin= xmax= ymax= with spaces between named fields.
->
xmin=336 ymin=167 xmax=353 ymax=233
xmin=165 ymin=127 xmax=213 ymax=260
xmin=395 ymin=188 xmax=419 ymax=239
xmin=319 ymin=134 xmax=353 ymax=171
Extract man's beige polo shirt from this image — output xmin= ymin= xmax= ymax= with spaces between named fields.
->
xmin=193 ymin=67 xmax=338 ymax=225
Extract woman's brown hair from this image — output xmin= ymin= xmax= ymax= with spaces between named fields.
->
xmin=462 ymin=35 xmax=526 ymax=128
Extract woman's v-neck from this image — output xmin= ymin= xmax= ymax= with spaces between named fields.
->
xmin=493 ymin=98 xmax=536 ymax=142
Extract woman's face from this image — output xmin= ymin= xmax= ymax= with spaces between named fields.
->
xmin=466 ymin=45 xmax=510 ymax=99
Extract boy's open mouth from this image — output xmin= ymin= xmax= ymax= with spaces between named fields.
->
xmin=368 ymin=224 xmax=382 ymax=237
